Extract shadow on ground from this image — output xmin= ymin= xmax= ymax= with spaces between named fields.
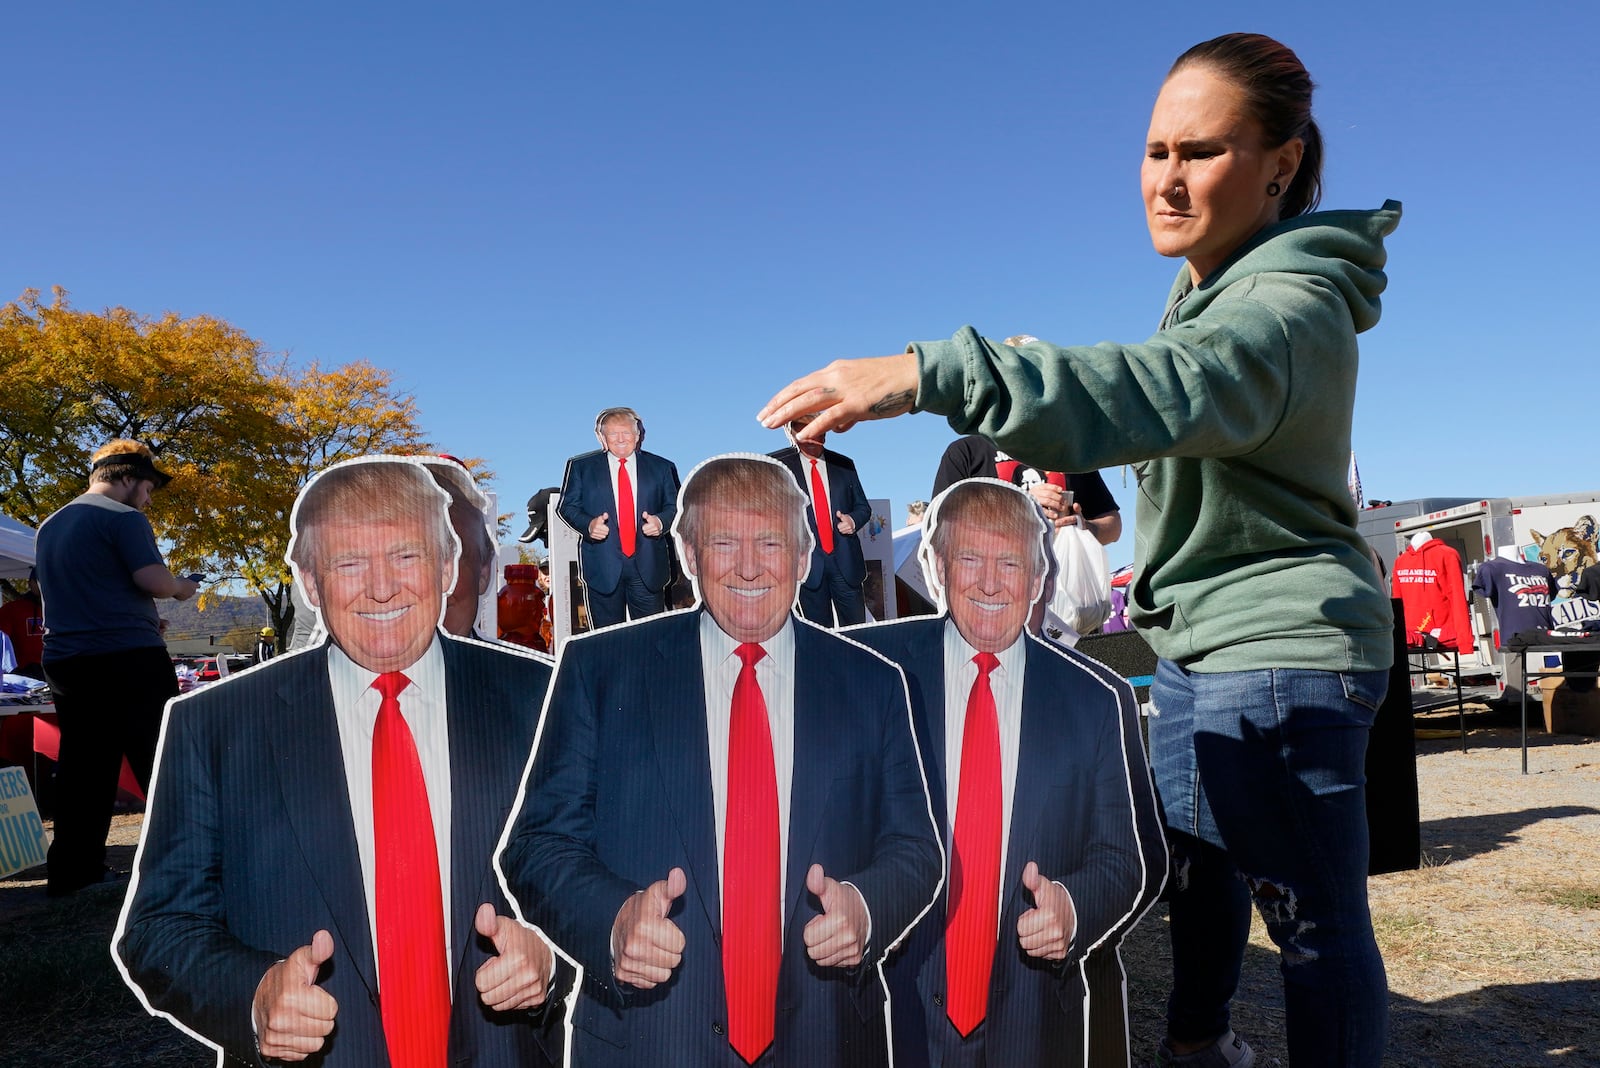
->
xmin=1418 ymin=805 xmax=1600 ymax=864
xmin=1121 ymin=909 xmax=1599 ymax=1068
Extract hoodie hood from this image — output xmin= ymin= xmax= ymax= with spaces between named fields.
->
xmin=1167 ymin=200 xmax=1401 ymax=334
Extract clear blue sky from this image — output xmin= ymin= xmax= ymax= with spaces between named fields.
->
xmin=8 ymin=2 xmax=1594 ymax=570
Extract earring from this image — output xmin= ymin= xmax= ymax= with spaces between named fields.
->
xmin=1266 ymin=181 xmax=1282 ymax=196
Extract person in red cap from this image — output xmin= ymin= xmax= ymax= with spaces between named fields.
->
xmin=34 ymin=438 xmax=198 ymax=897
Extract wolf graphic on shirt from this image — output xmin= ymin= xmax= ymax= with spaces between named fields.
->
xmin=1530 ymin=515 xmax=1598 ymax=599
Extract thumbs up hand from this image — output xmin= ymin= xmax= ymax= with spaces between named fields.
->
xmin=473 ymin=902 xmax=555 ymax=1011
xmin=611 ymin=867 xmax=687 ymax=988
xmin=1016 ymin=861 xmax=1075 ymax=961
xmin=803 ymin=863 xmax=869 ymax=968
xmin=252 ymin=929 xmax=339 ymax=1061
xmin=835 ymin=512 xmax=857 ymax=536
xmin=641 ymin=511 xmax=664 ymax=537
xmin=588 ymin=512 xmax=611 ymax=541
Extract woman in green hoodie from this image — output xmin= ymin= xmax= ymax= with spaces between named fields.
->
xmin=761 ymin=32 xmax=1395 ymax=1068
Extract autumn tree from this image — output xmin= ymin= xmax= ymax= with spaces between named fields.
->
xmin=0 ymin=286 xmax=280 ymax=529
xmin=195 ymin=359 xmax=438 ymax=641
xmin=0 ymin=288 xmax=466 ymax=644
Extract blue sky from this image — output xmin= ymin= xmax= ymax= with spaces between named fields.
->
xmin=7 ymin=2 xmax=1594 ymax=571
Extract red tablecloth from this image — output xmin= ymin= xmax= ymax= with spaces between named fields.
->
xmin=0 ymin=708 xmax=143 ymax=801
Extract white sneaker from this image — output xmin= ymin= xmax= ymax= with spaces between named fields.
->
xmin=1155 ymin=1029 xmax=1256 ymax=1068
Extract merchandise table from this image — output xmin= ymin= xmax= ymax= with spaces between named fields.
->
xmin=1503 ymin=633 xmax=1600 ymax=775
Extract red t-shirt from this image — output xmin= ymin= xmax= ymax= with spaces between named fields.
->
xmin=0 ymin=596 xmax=44 ymax=669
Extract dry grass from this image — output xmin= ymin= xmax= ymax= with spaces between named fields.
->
xmin=1123 ymin=721 xmax=1600 ymax=1067
xmin=0 ymin=817 xmax=209 ymax=1067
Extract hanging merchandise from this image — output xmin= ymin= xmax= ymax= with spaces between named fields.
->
xmin=1470 ymin=555 xmax=1552 ymax=647
xmin=1392 ymin=536 xmax=1476 ymax=652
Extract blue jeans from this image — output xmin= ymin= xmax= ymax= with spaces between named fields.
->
xmin=1149 ymin=659 xmax=1389 ymax=1067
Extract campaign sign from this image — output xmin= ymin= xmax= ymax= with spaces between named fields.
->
xmin=0 ymin=765 xmax=50 ymax=878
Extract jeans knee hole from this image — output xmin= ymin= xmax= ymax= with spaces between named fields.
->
xmin=1170 ymin=852 xmax=1192 ymax=893
xmin=1242 ymin=874 xmax=1321 ymax=965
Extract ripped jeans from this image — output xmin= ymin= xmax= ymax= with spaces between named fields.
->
xmin=1149 ymin=660 xmax=1389 ymax=1067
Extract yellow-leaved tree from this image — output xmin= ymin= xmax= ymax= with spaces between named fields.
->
xmin=196 ymin=359 xmax=436 ymax=641
xmin=0 ymin=288 xmax=456 ymax=645
xmin=0 ymin=286 xmax=279 ymax=527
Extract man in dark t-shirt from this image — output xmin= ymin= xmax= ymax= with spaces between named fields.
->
xmin=35 ymin=439 xmax=198 ymax=896
xmin=932 ymin=435 xmax=1122 ymax=545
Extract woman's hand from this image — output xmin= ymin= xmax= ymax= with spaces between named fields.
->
xmin=758 ymin=353 xmax=918 ymax=441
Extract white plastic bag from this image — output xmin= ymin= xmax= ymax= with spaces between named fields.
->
xmin=1048 ymin=524 xmax=1113 ymax=638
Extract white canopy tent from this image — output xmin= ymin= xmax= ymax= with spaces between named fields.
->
xmin=0 ymin=513 xmax=37 ymax=581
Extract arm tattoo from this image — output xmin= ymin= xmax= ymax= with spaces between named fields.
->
xmin=869 ymin=390 xmax=914 ymax=417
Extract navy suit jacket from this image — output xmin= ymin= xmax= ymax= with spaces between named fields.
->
xmin=768 ymin=447 xmax=871 ymax=591
xmin=846 ymin=617 xmax=1158 ymax=1068
xmin=117 ymin=636 xmax=560 ymax=1067
xmin=497 ymin=609 xmax=943 ymax=1067
xmin=557 ymin=449 xmax=681 ymax=596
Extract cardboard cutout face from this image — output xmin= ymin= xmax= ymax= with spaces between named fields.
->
xmin=785 ymin=416 xmax=826 ymax=460
xmin=921 ymin=478 xmax=1048 ymax=654
xmin=672 ymin=454 xmax=813 ymax=644
xmin=289 ymin=456 xmax=460 ymax=673
xmin=596 ymin=415 xmax=641 ymax=460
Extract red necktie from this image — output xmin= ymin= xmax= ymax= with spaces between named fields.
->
xmin=617 ymin=457 xmax=637 ymax=557
xmin=724 ymin=643 xmax=779 ymax=1064
xmin=946 ymin=651 xmax=1001 ymax=1038
xmin=372 ymin=672 xmax=451 ymax=1068
xmin=808 ymin=458 xmax=834 ymax=555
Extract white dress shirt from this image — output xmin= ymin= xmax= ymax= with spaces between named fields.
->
xmin=696 ymin=612 xmax=875 ymax=950
xmin=328 ymin=638 xmax=455 ymax=984
xmin=606 ymin=450 xmax=632 ymax=522
xmin=699 ymin=612 xmax=796 ymax=917
xmin=942 ymin=621 xmax=1024 ymax=926
xmin=941 ymin=622 xmax=1075 ymax=941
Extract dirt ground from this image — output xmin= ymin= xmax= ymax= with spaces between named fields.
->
xmin=3 ymin=711 xmax=1598 ymax=1066
xmin=1122 ymin=714 xmax=1600 ymax=1067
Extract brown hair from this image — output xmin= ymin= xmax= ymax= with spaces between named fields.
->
xmin=674 ymin=455 xmax=811 ymax=558
xmin=1171 ymin=32 xmax=1323 ymax=220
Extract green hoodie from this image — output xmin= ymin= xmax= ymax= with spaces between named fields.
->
xmin=912 ymin=201 xmax=1401 ymax=673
